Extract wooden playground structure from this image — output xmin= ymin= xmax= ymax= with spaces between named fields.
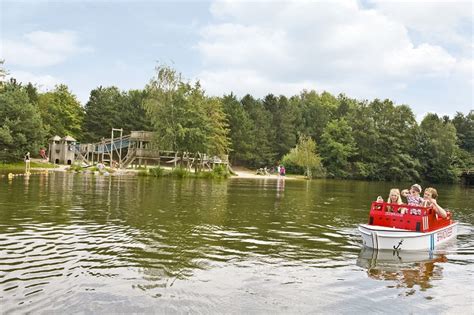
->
xmin=68 ymin=129 xmax=229 ymax=171
xmin=461 ymin=168 xmax=474 ymax=185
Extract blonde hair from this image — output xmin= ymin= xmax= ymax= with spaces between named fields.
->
xmin=424 ymin=187 xmax=438 ymax=199
xmin=387 ymin=188 xmax=402 ymax=204
xmin=386 ymin=188 xmax=402 ymax=212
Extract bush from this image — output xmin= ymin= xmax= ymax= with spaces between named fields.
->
xmin=170 ymin=167 xmax=190 ymax=178
xmin=212 ymin=165 xmax=229 ymax=178
xmin=137 ymin=170 xmax=149 ymax=176
xmin=149 ymin=166 xmax=164 ymax=177
xmin=281 ymin=156 xmax=305 ymax=175
xmin=68 ymin=164 xmax=83 ymax=172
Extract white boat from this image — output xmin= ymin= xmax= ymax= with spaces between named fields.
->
xmin=358 ymin=202 xmax=458 ymax=251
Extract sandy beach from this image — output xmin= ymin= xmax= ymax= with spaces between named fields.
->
xmin=230 ymin=166 xmax=298 ymax=180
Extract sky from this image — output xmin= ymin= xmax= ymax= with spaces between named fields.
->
xmin=1 ymin=0 xmax=472 ymax=119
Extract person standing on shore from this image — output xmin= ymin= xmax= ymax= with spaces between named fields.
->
xmin=280 ymin=165 xmax=286 ymax=176
xmin=24 ymin=152 xmax=31 ymax=174
xmin=39 ymin=148 xmax=47 ymax=160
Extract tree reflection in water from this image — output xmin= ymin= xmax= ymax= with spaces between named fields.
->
xmin=357 ymin=247 xmax=447 ymax=294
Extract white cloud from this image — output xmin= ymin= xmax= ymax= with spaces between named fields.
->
xmin=8 ymin=70 xmax=61 ymax=91
xmin=369 ymin=0 xmax=473 ymax=53
xmin=1 ymin=31 xmax=92 ymax=67
xmin=196 ymin=0 xmax=472 ymax=114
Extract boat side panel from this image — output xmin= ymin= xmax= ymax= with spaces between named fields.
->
xmin=359 ymin=223 xmax=458 ymax=251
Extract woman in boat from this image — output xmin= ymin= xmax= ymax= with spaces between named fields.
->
xmin=423 ymin=187 xmax=448 ymax=219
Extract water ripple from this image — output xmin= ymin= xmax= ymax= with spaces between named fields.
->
xmin=0 ymin=174 xmax=472 ymax=313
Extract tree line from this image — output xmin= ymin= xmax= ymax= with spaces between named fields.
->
xmin=0 ymin=64 xmax=472 ymax=182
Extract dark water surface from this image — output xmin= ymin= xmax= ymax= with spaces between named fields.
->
xmin=0 ymin=173 xmax=472 ymax=314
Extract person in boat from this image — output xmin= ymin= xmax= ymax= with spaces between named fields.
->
xmin=386 ymin=188 xmax=405 ymax=212
xmin=422 ymin=187 xmax=448 ymax=219
xmin=401 ymin=184 xmax=424 ymax=215
xmin=376 ymin=188 xmax=405 ymax=213
xmin=401 ymin=184 xmax=423 ymax=205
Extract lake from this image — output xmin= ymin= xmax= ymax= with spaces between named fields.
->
xmin=0 ymin=173 xmax=472 ymax=313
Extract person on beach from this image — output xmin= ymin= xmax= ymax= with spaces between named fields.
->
xmin=280 ymin=165 xmax=286 ymax=176
xmin=39 ymin=148 xmax=47 ymax=160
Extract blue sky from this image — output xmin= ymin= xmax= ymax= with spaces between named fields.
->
xmin=1 ymin=0 xmax=472 ymax=119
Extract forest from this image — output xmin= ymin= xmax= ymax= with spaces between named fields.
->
xmin=1 ymin=64 xmax=473 ymax=183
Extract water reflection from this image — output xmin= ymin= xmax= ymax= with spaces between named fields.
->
xmin=357 ymin=248 xmax=447 ymax=294
xmin=276 ymin=177 xmax=285 ymax=198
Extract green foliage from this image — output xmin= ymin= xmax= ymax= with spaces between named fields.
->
xmin=0 ymin=161 xmax=57 ymax=171
xmin=68 ymin=164 xmax=84 ymax=172
xmin=452 ymin=111 xmax=474 ymax=153
xmin=0 ymin=82 xmax=46 ymax=161
xmin=211 ymin=164 xmax=229 ymax=178
xmin=320 ymin=119 xmax=356 ymax=178
xmin=263 ymin=94 xmax=297 ymax=159
xmin=170 ymin=167 xmax=190 ymax=178
xmin=82 ymin=87 xmax=151 ymax=142
xmin=137 ymin=170 xmax=149 ymax=177
xmin=346 ymin=100 xmax=420 ymax=181
xmin=295 ymin=90 xmax=337 ymax=142
xmin=119 ymin=89 xmax=153 ymax=135
xmin=149 ymin=166 xmax=164 ymax=177
xmin=197 ymin=165 xmax=229 ymax=179
xmin=280 ymin=155 xmax=305 ymax=175
xmin=38 ymin=84 xmax=84 ymax=139
xmin=144 ymin=65 xmax=230 ymax=155
xmin=82 ymin=86 xmax=123 ymax=141
xmin=416 ymin=113 xmax=460 ymax=182
xmin=241 ymin=94 xmax=275 ymax=166
xmin=0 ymin=60 xmax=470 ymax=183
xmin=283 ymin=134 xmax=323 ymax=178
xmin=222 ymin=94 xmax=255 ymax=164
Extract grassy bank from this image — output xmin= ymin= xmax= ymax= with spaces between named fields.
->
xmin=0 ymin=161 xmax=58 ymax=172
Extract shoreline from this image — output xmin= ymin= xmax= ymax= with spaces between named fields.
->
xmin=231 ymin=170 xmax=298 ymax=180
xmin=1 ymin=161 xmax=302 ymax=180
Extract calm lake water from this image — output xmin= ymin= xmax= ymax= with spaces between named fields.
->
xmin=0 ymin=172 xmax=473 ymax=314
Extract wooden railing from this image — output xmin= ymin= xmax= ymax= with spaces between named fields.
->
xmin=461 ymin=169 xmax=474 ymax=175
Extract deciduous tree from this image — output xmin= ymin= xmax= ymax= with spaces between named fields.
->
xmin=0 ymin=82 xmax=45 ymax=161
xmin=283 ymin=134 xmax=322 ymax=178
xmin=38 ymin=84 xmax=84 ymax=139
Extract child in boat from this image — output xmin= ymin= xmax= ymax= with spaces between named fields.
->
xmin=423 ymin=187 xmax=448 ymax=219
xmin=401 ymin=184 xmax=423 ymax=215
xmin=401 ymin=184 xmax=423 ymax=205
xmin=376 ymin=189 xmax=405 ymax=212
xmin=386 ymin=188 xmax=404 ymax=212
